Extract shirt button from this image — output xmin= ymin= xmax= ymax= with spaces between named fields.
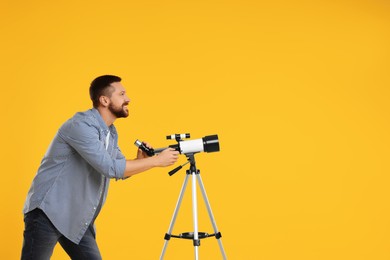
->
xmin=94 ymin=207 xmax=97 ymax=210
xmin=85 ymin=223 xmax=88 ymax=226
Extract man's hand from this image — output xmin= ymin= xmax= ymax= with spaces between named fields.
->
xmin=124 ymin=146 xmax=179 ymax=178
xmin=153 ymin=148 xmax=180 ymax=167
xmin=136 ymin=142 xmax=153 ymax=159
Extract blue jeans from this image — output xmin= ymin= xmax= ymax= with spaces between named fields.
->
xmin=21 ymin=209 xmax=102 ymax=260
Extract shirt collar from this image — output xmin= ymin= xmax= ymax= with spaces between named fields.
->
xmin=90 ymin=108 xmax=117 ymax=135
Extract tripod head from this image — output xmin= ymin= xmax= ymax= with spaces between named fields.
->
xmin=168 ymin=153 xmax=195 ymax=176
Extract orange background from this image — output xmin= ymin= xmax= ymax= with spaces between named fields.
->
xmin=1 ymin=0 xmax=390 ymax=259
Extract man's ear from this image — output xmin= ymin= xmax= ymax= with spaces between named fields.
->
xmin=99 ymin=96 xmax=110 ymax=107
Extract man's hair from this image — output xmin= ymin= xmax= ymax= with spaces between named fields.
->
xmin=89 ymin=75 xmax=122 ymax=108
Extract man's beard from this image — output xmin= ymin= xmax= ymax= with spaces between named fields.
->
xmin=108 ymin=102 xmax=129 ymax=118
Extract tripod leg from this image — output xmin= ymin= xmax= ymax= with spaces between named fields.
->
xmin=160 ymin=174 xmax=190 ymax=260
xmin=196 ymin=173 xmax=227 ymax=260
xmin=191 ymin=171 xmax=200 ymax=260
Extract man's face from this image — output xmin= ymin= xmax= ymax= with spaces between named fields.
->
xmin=107 ymin=82 xmax=130 ymax=118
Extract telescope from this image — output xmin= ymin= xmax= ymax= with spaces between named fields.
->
xmin=134 ymin=134 xmax=220 ymax=156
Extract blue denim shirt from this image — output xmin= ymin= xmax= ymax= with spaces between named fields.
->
xmin=23 ymin=108 xmax=127 ymax=244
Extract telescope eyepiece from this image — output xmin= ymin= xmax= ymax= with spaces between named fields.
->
xmin=134 ymin=139 xmax=155 ymax=156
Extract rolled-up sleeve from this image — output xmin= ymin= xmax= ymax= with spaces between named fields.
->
xmin=58 ymin=118 xmax=126 ymax=180
xmin=115 ymin=147 xmax=129 ymax=180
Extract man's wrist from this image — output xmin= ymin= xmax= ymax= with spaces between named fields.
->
xmin=149 ymin=156 xmax=158 ymax=167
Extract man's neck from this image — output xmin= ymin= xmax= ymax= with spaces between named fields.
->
xmin=96 ymin=107 xmax=116 ymax=126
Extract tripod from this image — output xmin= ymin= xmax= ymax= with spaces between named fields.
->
xmin=159 ymin=153 xmax=227 ymax=260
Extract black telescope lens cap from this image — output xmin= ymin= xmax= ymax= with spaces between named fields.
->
xmin=203 ymin=135 xmax=220 ymax=153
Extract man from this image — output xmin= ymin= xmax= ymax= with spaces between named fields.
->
xmin=21 ymin=75 xmax=179 ymax=259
